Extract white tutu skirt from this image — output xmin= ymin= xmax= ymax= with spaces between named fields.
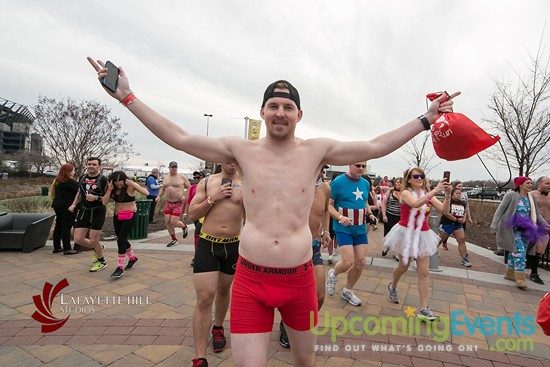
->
xmin=383 ymin=224 xmax=439 ymax=260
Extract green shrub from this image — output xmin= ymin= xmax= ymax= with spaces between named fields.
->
xmin=0 ymin=196 xmax=53 ymax=214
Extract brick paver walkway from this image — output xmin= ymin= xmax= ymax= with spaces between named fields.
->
xmin=1 ymin=225 xmax=549 ymax=366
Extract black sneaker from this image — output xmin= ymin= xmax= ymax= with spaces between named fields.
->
xmin=167 ymin=239 xmax=178 ymax=247
xmin=530 ymin=273 xmax=544 ymax=285
xmin=125 ymin=257 xmax=138 ymax=270
xmin=192 ymin=358 xmax=208 ymax=367
xmin=211 ymin=326 xmax=226 ymax=353
xmin=279 ymin=321 xmax=290 ymax=348
xmin=183 ymin=225 xmax=189 ymax=239
xmin=111 ymin=267 xmax=124 ymax=278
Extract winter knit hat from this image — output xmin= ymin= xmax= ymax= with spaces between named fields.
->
xmin=514 ymin=176 xmax=530 ymax=188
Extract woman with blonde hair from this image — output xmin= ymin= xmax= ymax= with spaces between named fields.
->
xmin=51 ymin=164 xmax=80 ymax=254
xmin=383 ymin=167 xmax=450 ymax=321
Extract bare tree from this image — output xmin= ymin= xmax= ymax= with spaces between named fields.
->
xmin=31 ymin=96 xmax=136 ymax=175
xmin=29 ymin=151 xmax=52 ymax=174
xmin=402 ymin=133 xmax=441 ymax=174
xmin=484 ymin=35 xmax=550 ymax=176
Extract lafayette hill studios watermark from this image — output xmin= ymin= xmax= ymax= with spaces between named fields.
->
xmin=32 ymin=278 xmax=152 ymax=333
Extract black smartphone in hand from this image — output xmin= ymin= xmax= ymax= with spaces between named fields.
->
xmin=443 ymin=171 xmax=451 ymax=183
xmin=221 ymin=178 xmax=232 ymax=197
xmin=101 ymin=61 xmax=119 ymax=93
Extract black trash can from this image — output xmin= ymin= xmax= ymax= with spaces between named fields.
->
xmin=41 ymin=186 xmax=49 ymax=196
xmin=129 ymin=199 xmax=152 ymax=240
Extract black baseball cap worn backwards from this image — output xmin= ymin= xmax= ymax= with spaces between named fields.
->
xmin=262 ymin=80 xmax=301 ymax=110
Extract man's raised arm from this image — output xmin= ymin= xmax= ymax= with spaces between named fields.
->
xmin=321 ymin=92 xmax=460 ymax=166
xmin=87 ymin=57 xmax=237 ymax=164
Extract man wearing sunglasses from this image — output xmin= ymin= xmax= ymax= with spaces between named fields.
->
xmin=89 ymin=57 xmax=457 ymax=367
xmin=326 ymin=162 xmax=374 ymax=307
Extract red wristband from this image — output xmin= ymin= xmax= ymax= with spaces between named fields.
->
xmin=121 ymin=93 xmax=136 ymax=107
xmin=425 ymin=193 xmax=431 ymax=202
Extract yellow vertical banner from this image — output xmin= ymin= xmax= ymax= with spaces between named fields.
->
xmin=247 ymin=119 xmax=262 ymax=140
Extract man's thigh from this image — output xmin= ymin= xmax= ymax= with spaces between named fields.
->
xmin=88 ymin=229 xmax=101 ymax=242
xmin=217 ymin=272 xmax=234 ymax=293
xmin=193 ymin=271 xmax=219 ymax=299
xmin=338 ymin=243 xmax=355 ymax=263
xmin=194 ymin=239 xmax=221 ymax=274
xmin=352 ymin=244 xmax=368 ymax=261
xmin=230 ymin=268 xmax=275 ymax=334
xmin=74 ymin=227 xmax=88 ymax=241
xmin=231 ymin=332 xmax=271 ymax=367
xmin=314 ymin=265 xmax=325 ymax=296
xmin=286 ymin=326 xmax=317 ymax=367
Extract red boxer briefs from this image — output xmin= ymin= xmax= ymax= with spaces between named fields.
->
xmin=230 ymin=256 xmax=318 ymax=333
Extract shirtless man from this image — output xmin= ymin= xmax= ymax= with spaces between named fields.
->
xmin=89 ymin=57 xmax=457 ymax=367
xmin=530 ymin=176 xmax=550 ymax=284
xmin=157 ymin=161 xmax=191 ymax=247
xmin=280 ymin=165 xmax=331 ymax=349
xmin=188 ymin=162 xmax=244 ymax=367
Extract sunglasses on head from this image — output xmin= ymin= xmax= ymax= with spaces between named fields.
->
xmin=354 ymin=164 xmax=366 ymax=168
xmin=412 ymin=174 xmax=425 ymax=179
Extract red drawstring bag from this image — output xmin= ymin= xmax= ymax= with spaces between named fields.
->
xmin=427 ymin=92 xmax=500 ymax=161
xmin=537 ymin=292 xmax=550 ymax=336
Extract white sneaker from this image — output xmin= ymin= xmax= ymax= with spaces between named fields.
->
xmin=326 ymin=269 xmax=337 ymax=296
xmin=341 ymin=287 xmax=362 ymax=306
xmin=417 ymin=306 xmax=439 ymax=321
xmin=413 ymin=260 xmax=417 ymax=270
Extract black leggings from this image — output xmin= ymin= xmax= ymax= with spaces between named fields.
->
xmin=113 ymin=215 xmax=136 ymax=254
xmin=53 ymin=207 xmax=77 ymax=251
xmin=147 ymin=195 xmax=157 ymax=222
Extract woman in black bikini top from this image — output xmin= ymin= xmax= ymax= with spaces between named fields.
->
xmin=102 ymin=171 xmax=149 ymax=278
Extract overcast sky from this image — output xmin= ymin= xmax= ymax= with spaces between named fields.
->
xmin=1 ymin=0 xmax=549 ymax=181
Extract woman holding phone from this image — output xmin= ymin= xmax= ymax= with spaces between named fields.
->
xmin=102 ymin=171 xmax=149 ymax=278
xmin=383 ymin=167 xmax=450 ymax=321
xmin=438 ymin=187 xmax=471 ymax=267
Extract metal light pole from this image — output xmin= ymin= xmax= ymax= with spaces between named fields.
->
xmin=204 ymin=114 xmax=213 ymax=136
xmin=203 ymin=114 xmax=213 ymax=175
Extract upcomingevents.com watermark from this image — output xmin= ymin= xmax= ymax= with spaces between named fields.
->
xmin=311 ymin=307 xmax=536 ymax=353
